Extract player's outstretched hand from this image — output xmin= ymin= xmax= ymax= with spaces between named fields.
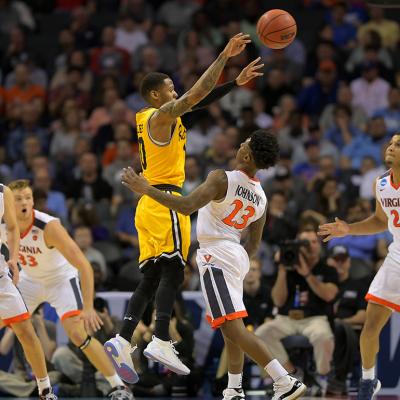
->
xmin=236 ymin=57 xmax=264 ymax=86
xmin=222 ymin=33 xmax=251 ymax=58
xmin=81 ymin=307 xmax=103 ymax=333
xmin=318 ymin=217 xmax=350 ymax=242
xmin=121 ymin=167 xmax=150 ymax=195
xmin=7 ymin=259 xmax=19 ymax=285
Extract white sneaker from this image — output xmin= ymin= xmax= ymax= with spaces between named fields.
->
xmin=272 ymin=375 xmax=307 ymax=400
xmin=143 ymin=335 xmax=190 ymax=375
xmin=223 ymin=387 xmax=245 ymax=400
xmin=104 ymin=335 xmax=139 ymax=384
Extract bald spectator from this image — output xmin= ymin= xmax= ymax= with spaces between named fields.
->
xmin=33 ymin=167 xmax=68 ymax=221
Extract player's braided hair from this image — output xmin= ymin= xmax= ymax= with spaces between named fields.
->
xmin=248 ymin=129 xmax=279 ymax=169
xmin=140 ymin=72 xmax=170 ymax=102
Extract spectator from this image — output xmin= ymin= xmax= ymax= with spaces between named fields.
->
xmin=54 ymin=28 xmax=76 ymax=71
xmin=11 ymin=135 xmax=42 ymax=180
xmin=256 ymin=229 xmax=338 ymax=396
xmin=50 ymin=108 xmax=86 ymax=162
xmin=342 ymin=115 xmax=389 ymax=168
xmin=357 ymin=6 xmax=400 ymax=49
xmin=183 ymin=155 xmax=203 ymax=195
xmin=69 ymin=6 xmax=98 ymax=50
xmin=0 ymin=0 xmax=35 ymax=34
xmin=374 ymin=87 xmax=400 ymax=135
xmin=1 ymin=27 xmax=30 ymax=77
xmin=90 ymin=26 xmax=131 ymax=77
xmin=67 ymin=152 xmax=113 ymax=203
xmin=115 ymin=14 xmax=148 ymax=55
xmin=297 ymin=60 xmax=338 ymax=117
xmin=293 ymin=139 xmax=321 ymax=183
xmin=6 ymin=101 xmax=48 ymax=162
xmin=157 ymin=0 xmax=199 ymax=33
xmin=33 ymin=167 xmax=68 ymax=222
xmin=4 ymin=63 xmax=45 ymax=118
xmin=350 ymin=61 xmax=390 ymax=117
xmin=203 ymin=132 xmax=234 ymax=175
xmin=324 ymin=104 xmax=364 ymax=150
xmin=115 ymin=202 xmax=139 ymax=261
xmin=124 ymin=71 xmax=147 ymax=113
xmin=73 ymin=225 xmax=108 ymax=279
xmin=326 ymin=245 xmax=370 ymax=395
xmin=320 ymin=83 xmax=367 ymax=132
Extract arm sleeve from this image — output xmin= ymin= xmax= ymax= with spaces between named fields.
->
xmin=191 ymin=80 xmax=237 ymax=111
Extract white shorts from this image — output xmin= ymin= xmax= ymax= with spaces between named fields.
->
xmin=366 ymin=254 xmax=400 ymax=312
xmin=197 ymin=241 xmax=249 ymax=329
xmin=18 ymin=272 xmax=83 ymax=321
xmin=0 ymin=272 xmax=30 ymax=325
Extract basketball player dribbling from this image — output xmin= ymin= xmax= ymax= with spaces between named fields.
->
xmin=319 ymin=134 xmax=400 ymax=400
xmin=0 ymin=183 xmax=57 ymax=399
xmin=104 ymin=33 xmax=265 ymax=382
xmin=121 ymin=130 xmax=307 ymax=400
xmin=1 ymin=180 xmax=133 ymax=400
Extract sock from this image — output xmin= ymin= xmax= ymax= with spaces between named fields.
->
xmin=105 ymin=373 xmax=124 ymax=388
xmin=265 ymin=359 xmax=289 ymax=383
xmin=362 ymin=366 xmax=375 ymax=380
xmin=36 ymin=376 xmax=50 ymax=395
xmin=228 ymin=372 xmax=242 ymax=389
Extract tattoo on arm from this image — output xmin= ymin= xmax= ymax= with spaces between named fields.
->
xmin=159 ymin=53 xmax=229 ymax=119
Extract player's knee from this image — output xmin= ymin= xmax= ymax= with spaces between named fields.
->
xmin=65 ymin=324 xmax=87 ymax=347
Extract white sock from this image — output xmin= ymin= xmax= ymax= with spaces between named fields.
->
xmin=265 ymin=359 xmax=289 ymax=383
xmin=228 ymin=372 xmax=242 ymax=389
xmin=36 ymin=376 xmax=50 ymax=394
xmin=362 ymin=366 xmax=375 ymax=380
xmin=106 ymin=373 xmax=124 ymax=388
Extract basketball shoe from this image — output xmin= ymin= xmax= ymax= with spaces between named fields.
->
xmin=104 ymin=335 xmax=139 ymax=384
xmin=39 ymin=387 xmax=57 ymax=400
xmin=143 ymin=335 xmax=190 ymax=375
xmin=107 ymin=385 xmax=134 ymax=400
xmin=223 ymin=387 xmax=245 ymax=400
xmin=272 ymin=375 xmax=307 ymax=400
xmin=357 ymin=378 xmax=381 ymax=400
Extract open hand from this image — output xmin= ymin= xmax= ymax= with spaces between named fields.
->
xmin=236 ymin=57 xmax=264 ymax=85
xmin=318 ymin=217 xmax=350 ymax=242
xmin=80 ymin=307 xmax=103 ymax=333
xmin=222 ymin=33 xmax=251 ymax=58
xmin=121 ymin=167 xmax=150 ymax=195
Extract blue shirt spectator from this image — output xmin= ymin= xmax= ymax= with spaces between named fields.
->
xmin=115 ymin=205 xmax=139 ymax=260
xmin=373 ymin=88 xmax=400 ymax=134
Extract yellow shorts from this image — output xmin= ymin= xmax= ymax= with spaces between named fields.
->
xmin=135 ymin=190 xmax=191 ymax=268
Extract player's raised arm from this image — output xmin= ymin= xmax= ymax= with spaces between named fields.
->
xmin=3 ymin=186 xmax=20 ymax=285
xmin=121 ymin=167 xmax=227 ymax=215
xmin=155 ymin=33 xmax=251 ymax=121
xmin=243 ymin=209 xmax=267 ymax=258
xmin=318 ymin=196 xmax=387 ymax=242
xmin=43 ymin=221 xmax=103 ymax=332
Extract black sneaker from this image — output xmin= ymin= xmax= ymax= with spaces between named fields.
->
xmin=39 ymin=387 xmax=57 ymax=400
xmin=108 ymin=385 xmax=134 ymax=400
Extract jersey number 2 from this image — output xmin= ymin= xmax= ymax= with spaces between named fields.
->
xmin=391 ymin=210 xmax=400 ymax=227
xmin=19 ymin=254 xmax=38 ymax=267
xmin=222 ymin=199 xmax=255 ymax=229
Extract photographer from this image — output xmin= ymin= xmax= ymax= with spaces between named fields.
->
xmin=255 ymin=228 xmax=338 ymax=395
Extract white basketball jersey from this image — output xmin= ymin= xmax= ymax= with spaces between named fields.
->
xmin=197 ymin=170 xmax=267 ymax=245
xmin=0 ymin=210 xmax=76 ymax=282
xmin=0 ymin=184 xmax=7 ymax=274
xmin=376 ymin=170 xmax=400 ymax=257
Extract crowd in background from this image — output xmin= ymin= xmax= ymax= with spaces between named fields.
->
xmin=0 ymin=0 xmax=399 ymax=397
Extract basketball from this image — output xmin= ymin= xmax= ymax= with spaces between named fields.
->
xmin=256 ymin=9 xmax=297 ymax=49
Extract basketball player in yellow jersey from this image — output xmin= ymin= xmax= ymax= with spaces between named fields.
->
xmin=105 ymin=33 xmax=264 ymax=381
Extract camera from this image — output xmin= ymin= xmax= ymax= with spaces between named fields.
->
xmin=279 ymin=239 xmax=310 ymax=268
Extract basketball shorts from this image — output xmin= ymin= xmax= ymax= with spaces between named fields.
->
xmin=18 ymin=272 xmax=83 ymax=321
xmin=135 ymin=190 xmax=190 ymax=268
xmin=197 ymin=241 xmax=250 ymax=329
xmin=0 ymin=272 xmax=30 ymax=325
xmin=366 ymin=254 xmax=400 ymax=312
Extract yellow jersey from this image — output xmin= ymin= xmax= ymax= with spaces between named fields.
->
xmin=136 ymin=107 xmax=187 ymax=187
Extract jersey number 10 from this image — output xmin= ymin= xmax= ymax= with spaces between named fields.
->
xmin=222 ymin=199 xmax=255 ymax=230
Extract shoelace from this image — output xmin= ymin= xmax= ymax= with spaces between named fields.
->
xmin=169 ymin=340 xmax=179 ymax=355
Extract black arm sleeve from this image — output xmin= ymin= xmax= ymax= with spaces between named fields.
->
xmin=191 ymin=80 xmax=237 ymax=111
